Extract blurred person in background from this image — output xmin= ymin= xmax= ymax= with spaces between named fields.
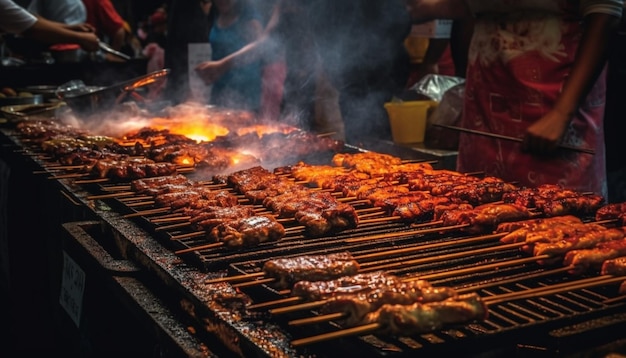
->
xmin=81 ymin=0 xmax=127 ymax=61
xmin=195 ymin=0 xmax=410 ymax=142
xmin=0 ymin=0 xmax=98 ymax=51
xmin=26 ymin=0 xmax=86 ymax=25
xmin=405 ymin=0 xmax=623 ymax=198
xmin=205 ymin=0 xmax=264 ymax=112
xmin=163 ymin=0 xmax=212 ymax=105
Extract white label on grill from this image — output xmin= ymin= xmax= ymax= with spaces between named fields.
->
xmin=59 ymin=251 xmax=86 ymax=328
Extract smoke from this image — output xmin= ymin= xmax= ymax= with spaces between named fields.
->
xmin=267 ymin=0 xmax=411 ymax=143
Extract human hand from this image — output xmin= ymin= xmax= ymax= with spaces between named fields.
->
xmin=76 ymin=31 xmax=100 ymax=52
xmin=65 ymin=23 xmax=96 ymax=33
xmin=522 ymin=109 xmax=571 ymax=155
xmin=195 ymin=60 xmax=226 ymax=85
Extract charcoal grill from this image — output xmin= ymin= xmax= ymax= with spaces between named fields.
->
xmin=2 ymin=123 xmax=626 ymax=358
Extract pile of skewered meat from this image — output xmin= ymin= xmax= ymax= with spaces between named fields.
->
xmin=503 ymin=184 xmax=604 ymax=217
xmin=259 ymin=254 xmax=487 ymax=336
xmin=215 ymin=166 xmax=359 ymax=236
xmin=130 ymin=175 xmax=285 ymax=249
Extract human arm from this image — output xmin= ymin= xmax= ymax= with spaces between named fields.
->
xmin=522 ymin=12 xmax=621 ymax=154
xmin=21 ymin=16 xmax=100 ymax=51
xmin=195 ymin=1 xmax=282 ymax=85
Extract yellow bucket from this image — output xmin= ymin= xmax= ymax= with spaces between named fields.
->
xmin=384 ymin=100 xmax=438 ymax=144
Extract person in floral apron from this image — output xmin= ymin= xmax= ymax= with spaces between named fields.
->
xmin=405 ymin=0 xmax=623 ymax=199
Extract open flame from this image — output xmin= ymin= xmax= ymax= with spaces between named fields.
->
xmin=146 ymin=115 xmax=229 ymax=143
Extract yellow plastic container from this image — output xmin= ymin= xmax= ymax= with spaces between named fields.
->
xmin=384 ymin=100 xmax=438 ymax=144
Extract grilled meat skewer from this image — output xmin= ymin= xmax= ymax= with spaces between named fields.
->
xmin=263 ymin=252 xmax=360 ymax=289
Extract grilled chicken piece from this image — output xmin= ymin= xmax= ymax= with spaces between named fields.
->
xmin=393 ymin=196 xmax=459 ymax=222
xmin=320 ymin=281 xmax=458 ymax=327
xmin=601 ymin=256 xmax=626 ymax=276
xmin=332 ymin=152 xmax=403 ymax=172
xmin=155 ymin=187 xmax=239 ymax=209
xmin=502 ymin=184 xmax=604 ymax=217
xmin=563 ymin=236 xmax=626 ymax=274
xmin=533 ymin=227 xmax=624 ymax=261
xmin=595 ymin=202 xmax=626 ymax=225
xmin=184 ymin=205 xmax=257 ymax=229
xmin=439 ymin=203 xmax=532 ymax=233
xmin=284 ymin=162 xmax=350 ymax=183
xmin=291 ymin=272 xmax=405 ymax=301
xmin=361 ymin=293 xmax=488 ymax=336
xmin=294 ymin=201 xmax=359 ymax=236
xmin=263 ymin=252 xmax=360 ymax=289
xmin=497 ymin=215 xmax=583 ymax=238
xmin=443 ymin=178 xmax=518 ymax=205
xmin=209 ymin=215 xmax=285 ymax=249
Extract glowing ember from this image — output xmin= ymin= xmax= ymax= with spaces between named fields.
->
xmin=147 ymin=116 xmax=229 ymax=142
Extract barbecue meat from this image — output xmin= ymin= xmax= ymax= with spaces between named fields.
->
xmin=497 ymin=215 xmax=583 ymax=238
xmin=332 ymin=152 xmax=403 ymax=173
xmin=294 ymin=201 xmax=359 ymax=236
xmin=393 ymin=196 xmax=459 ymax=222
xmin=600 ymin=256 xmax=626 ymax=276
xmin=155 ymin=187 xmax=239 ymax=209
xmin=595 ymin=202 xmax=626 ymax=224
xmin=263 ymin=252 xmax=360 ymax=289
xmin=184 ymin=206 xmax=257 ymax=230
xmin=533 ymin=227 xmax=624 ymax=260
xmin=320 ymin=281 xmax=458 ymax=327
xmin=362 ymin=293 xmax=488 ymax=336
xmin=130 ymin=174 xmax=191 ymax=193
xmin=209 ymin=215 xmax=285 ymax=249
xmin=563 ymin=236 xmax=626 ymax=274
xmin=439 ymin=203 xmax=532 ymax=233
xmin=291 ymin=272 xmax=405 ymax=302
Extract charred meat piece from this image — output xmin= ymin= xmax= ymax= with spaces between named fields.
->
xmin=595 ymin=202 xmax=626 ymax=224
xmin=533 ymin=226 xmax=625 ymax=260
xmin=363 ymin=293 xmax=488 ymax=336
xmin=209 ymin=215 xmax=285 ymax=249
xmin=184 ymin=205 xmax=258 ymax=230
xmin=130 ymin=174 xmax=191 ymax=194
xmin=320 ymin=281 xmax=458 ymax=327
xmin=497 ymin=215 xmax=583 ymax=238
xmin=291 ymin=272 xmax=405 ymax=302
xmin=443 ymin=177 xmax=518 ymax=205
xmin=155 ymin=187 xmax=239 ymax=209
xmin=601 ymin=256 xmax=626 ymax=276
xmin=503 ymin=184 xmax=604 ymax=216
xmin=332 ymin=152 xmax=403 ymax=173
xmin=563 ymin=235 xmax=626 ymax=274
xmin=438 ymin=203 xmax=532 ymax=233
xmin=393 ymin=196 xmax=459 ymax=222
xmin=263 ymin=252 xmax=360 ymax=289
xmin=294 ymin=201 xmax=359 ymax=236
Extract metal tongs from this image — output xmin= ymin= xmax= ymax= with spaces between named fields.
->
xmin=433 ymin=124 xmax=595 ymax=155
xmin=98 ymin=41 xmax=131 ymax=61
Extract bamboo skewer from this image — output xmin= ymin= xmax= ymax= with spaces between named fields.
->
xmin=122 ymin=207 xmax=170 ymax=218
xmin=287 ymin=274 xmax=626 ymax=347
xmin=86 ymin=191 xmax=134 ymax=200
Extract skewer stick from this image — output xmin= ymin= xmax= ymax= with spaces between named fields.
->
xmin=483 ymin=275 xmax=624 ymax=305
xmin=86 ymin=192 xmax=134 ymax=200
xmin=270 ymin=299 xmax=329 ymax=315
xmin=290 ymin=323 xmax=380 ymax=347
xmin=48 ymin=172 xmax=90 ymax=179
xmin=100 ymin=185 xmax=131 ymax=192
xmin=345 ymin=223 xmax=468 ymax=244
xmin=122 ymin=207 xmax=170 ymax=218
xmin=73 ymin=178 xmax=110 ymax=184
xmin=205 ymin=272 xmax=265 ymax=284
xmin=289 ymin=312 xmax=345 ymax=326
xmin=174 ymin=242 xmax=223 ymax=255
xmin=455 ymin=266 xmax=572 ymax=294
xmin=247 ymin=296 xmax=303 ymax=310
xmin=125 ymin=201 xmax=155 ymax=208
xmin=119 ymin=195 xmax=153 ymax=202
xmin=288 ymin=274 xmax=624 ymax=347
xmin=170 ymin=231 xmax=205 ymax=240
xmin=232 ymin=277 xmax=275 ymax=288
xmin=603 ymin=294 xmax=626 ymax=305
xmin=416 ymin=255 xmax=550 ymax=281
xmin=354 ymin=232 xmax=506 ymax=262
xmin=151 ymin=216 xmax=190 ymax=224
xmin=156 ymin=222 xmax=191 ymax=231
